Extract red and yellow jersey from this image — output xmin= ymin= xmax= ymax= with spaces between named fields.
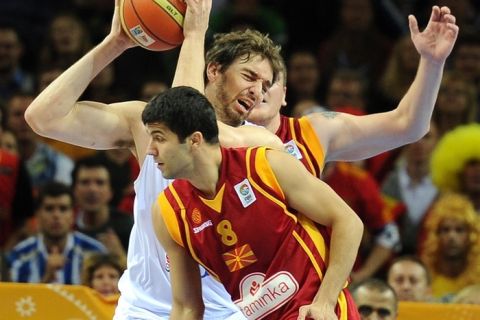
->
xmin=159 ymin=147 xmax=359 ymax=320
xmin=275 ymin=115 xmax=325 ymax=178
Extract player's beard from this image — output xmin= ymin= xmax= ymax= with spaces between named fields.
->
xmin=214 ymin=77 xmax=245 ymax=128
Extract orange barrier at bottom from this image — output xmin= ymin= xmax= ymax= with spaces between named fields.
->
xmin=398 ymin=301 xmax=480 ymax=320
xmin=0 ymin=282 xmax=118 ymax=320
xmin=1 ymin=283 xmax=480 ymax=319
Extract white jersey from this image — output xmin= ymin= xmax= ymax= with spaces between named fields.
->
xmin=115 ymin=155 xmax=245 ymax=319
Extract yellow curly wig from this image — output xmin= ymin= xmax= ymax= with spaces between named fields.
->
xmin=421 ymin=193 xmax=480 ymax=288
xmin=430 ymin=124 xmax=480 ymax=192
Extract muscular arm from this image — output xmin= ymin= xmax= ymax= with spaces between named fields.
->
xmin=266 ymin=150 xmax=363 ymax=317
xmin=152 ymin=200 xmax=204 ymax=319
xmin=313 ymin=6 xmax=459 ymax=163
xmin=171 ymin=0 xmax=211 ymax=92
xmin=218 ymin=122 xmax=284 ymax=150
xmin=23 ymin=0 xmax=152 ymax=161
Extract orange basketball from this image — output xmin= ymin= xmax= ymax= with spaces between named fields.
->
xmin=120 ymin=0 xmax=187 ymax=51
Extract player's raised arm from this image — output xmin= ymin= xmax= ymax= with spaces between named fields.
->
xmin=172 ymin=0 xmax=212 ymax=91
xmin=24 ymin=0 xmax=143 ymax=153
xmin=313 ymin=6 xmax=459 ymax=162
xmin=266 ymin=149 xmax=363 ymax=319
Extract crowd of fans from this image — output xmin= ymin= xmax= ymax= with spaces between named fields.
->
xmin=0 ymin=0 xmax=480 ymax=311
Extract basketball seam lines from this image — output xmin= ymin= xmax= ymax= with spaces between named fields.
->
xmin=130 ymin=0 xmax=177 ymax=47
xmin=152 ymin=0 xmax=184 ymax=28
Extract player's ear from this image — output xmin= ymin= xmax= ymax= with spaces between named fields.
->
xmin=189 ymin=131 xmax=203 ymax=148
xmin=206 ymin=62 xmax=221 ymax=82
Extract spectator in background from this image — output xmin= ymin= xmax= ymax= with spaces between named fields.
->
xmin=0 ymin=103 xmax=34 ymax=250
xmin=82 ymin=253 xmax=126 ymax=298
xmin=317 ymin=0 xmax=392 ymax=92
xmin=378 ymin=34 xmax=419 ymax=108
xmin=451 ymin=31 xmax=480 ymax=112
xmin=0 ymin=128 xmax=18 ymax=155
xmin=5 ymin=92 xmax=74 ymax=190
xmin=138 ymin=79 xmax=168 ymax=102
xmin=432 ymin=72 xmax=477 ymax=138
xmin=352 ymin=278 xmax=398 ymax=320
xmin=90 ymin=149 xmax=139 ymax=212
xmin=430 ymin=124 xmax=480 ymax=212
xmin=0 ymin=25 xmax=33 ymax=104
xmin=209 ymin=0 xmax=287 ymax=45
xmin=324 ymin=68 xmax=369 ymax=113
xmin=39 ymin=12 xmax=91 ymax=70
xmin=382 ymin=122 xmax=439 ymax=254
xmin=387 ymin=255 xmax=432 ymax=302
xmin=284 ymin=48 xmax=321 ymax=113
xmin=420 ymin=193 xmax=480 ymax=300
xmin=7 ymin=182 xmax=106 ymax=284
xmin=72 ymin=157 xmax=132 ymax=259
xmin=323 ymin=161 xmax=401 ymax=283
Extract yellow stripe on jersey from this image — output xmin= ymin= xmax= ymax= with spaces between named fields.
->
xmin=297 ymin=214 xmax=328 ymax=265
xmin=288 ymin=118 xmax=317 ymax=176
xmin=199 ymin=183 xmax=225 ymax=213
xmin=338 ymin=290 xmax=348 ymax=320
xmin=298 ymin=117 xmax=326 ymax=171
xmin=246 ymin=147 xmax=296 ymax=222
xmin=292 ymin=230 xmax=324 ymax=280
xmin=158 ymin=192 xmax=183 ymax=247
xmin=168 ymin=184 xmax=221 ymax=281
xmin=253 ymin=148 xmax=285 ymax=200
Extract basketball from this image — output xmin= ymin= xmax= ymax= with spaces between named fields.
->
xmin=119 ymin=0 xmax=187 ymax=51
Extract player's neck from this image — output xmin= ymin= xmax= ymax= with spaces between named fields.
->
xmin=189 ymin=145 xmax=222 ymax=199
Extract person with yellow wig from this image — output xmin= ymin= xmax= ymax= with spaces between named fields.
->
xmin=420 ymin=193 xmax=480 ymax=300
xmin=430 ymin=123 xmax=480 ymax=212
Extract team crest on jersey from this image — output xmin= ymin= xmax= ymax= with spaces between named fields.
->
xmin=191 ymin=208 xmax=202 ymax=224
xmin=234 ymin=179 xmax=257 ymax=208
xmin=234 ymin=271 xmax=299 ymax=319
xmin=284 ymin=140 xmax=303 ymax=160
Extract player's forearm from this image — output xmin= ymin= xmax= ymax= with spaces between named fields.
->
xmin=171 ymin=32 xmax=206 ymax=91
xmin=25 ymin=38 xmax=125 ymax=134
xmin=313 ymin=214 xmax=363 ymax=306
xmin=170 ymin=302 xmax=204 ymax=320
xmin=394 ymin=57 xmax=444 ymax=142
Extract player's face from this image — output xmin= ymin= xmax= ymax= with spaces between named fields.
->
xmin=247 ymin=72 xmax=286 ymax=128
xmin=387 ymin=261 xmax=430 ymax=301
xmin=146 ymin=123 xmax=192 ymax=179
xmin=206 ymin=54 xmax=273 ymax=127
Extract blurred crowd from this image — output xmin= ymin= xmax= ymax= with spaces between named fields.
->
xmin=0 ymin=0 xmax=480 ymax=309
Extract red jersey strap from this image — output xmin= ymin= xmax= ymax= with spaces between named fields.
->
xmin=276 ymin=116 xmax=325 ymax=178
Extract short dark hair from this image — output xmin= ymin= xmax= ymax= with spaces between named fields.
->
xmin=71 ymin=156 xmax=111 ymax=187
xmin=388 ymin=255 xmax=431 ymax=285
xmin=142 ymin=86 xmax=219 ymax=144
xmin=352 ymin=278 xmax=398 ymax=312
xmin=36 ymin=182 xmax=73 ymax=210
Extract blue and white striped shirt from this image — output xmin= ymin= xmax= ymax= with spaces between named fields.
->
xmin=7 ymin=231 xmax=107 ymax=284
